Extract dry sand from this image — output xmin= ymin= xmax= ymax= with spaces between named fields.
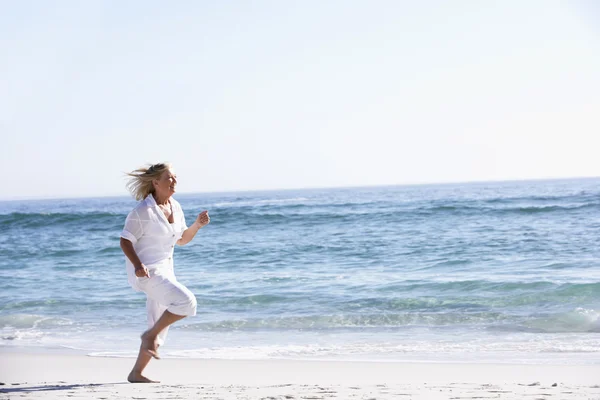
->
xmin=1 ymin=352 xmax=599 ymax=399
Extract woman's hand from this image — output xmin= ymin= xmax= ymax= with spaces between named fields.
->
xmin=135 ymin=263 xmax=150 ymax=278
xmin=178 ymin=211 xmax=210 ymax=246
xmin=194 ymin=210 xmax=210 ymax=229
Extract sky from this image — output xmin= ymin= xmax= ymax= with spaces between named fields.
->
xmin=1 ymin=1 xmax=599 ymax=200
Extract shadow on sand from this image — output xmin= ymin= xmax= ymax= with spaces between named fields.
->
xmin=0 ymin=382 xmax=127 ymax=394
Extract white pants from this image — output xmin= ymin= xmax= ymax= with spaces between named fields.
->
xmin=137 ymin=268 xmax=197 ymax=346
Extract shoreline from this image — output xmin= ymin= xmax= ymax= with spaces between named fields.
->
xmin=1 ymin=351 xmax=599 ymax=399
xmin=3 ymin=343 xmax=599 ymax=366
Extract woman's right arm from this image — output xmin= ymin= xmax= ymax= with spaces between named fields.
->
xmin=120 ymin=237 xmax=149 ymax=278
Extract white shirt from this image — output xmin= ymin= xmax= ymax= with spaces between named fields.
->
xmin=121 ymin=195 xmax=188 ymax=291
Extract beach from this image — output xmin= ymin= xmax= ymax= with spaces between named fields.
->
xmin=2 ymin=181 xmax=599 ymax=398
xmin=4 ymin=0 xmax=600 ymax=396
xmin=0 ymin=353 xmax=600 ymax=400
xmin=1 ymin=352 xmax=599 ymax=399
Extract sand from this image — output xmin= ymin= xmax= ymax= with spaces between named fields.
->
xmin=1 ymin=352 xmax=599 ymax=399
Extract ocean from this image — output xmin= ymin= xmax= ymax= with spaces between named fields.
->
xmin=1 ymin=179 xmax=599 ymax=364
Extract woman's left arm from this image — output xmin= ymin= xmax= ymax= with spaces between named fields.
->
xmin=178 ymin=210 xmax=210 ymax=245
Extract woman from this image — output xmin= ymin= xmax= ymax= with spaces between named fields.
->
xmin=120 ymin=162 xmax=210 ymax=383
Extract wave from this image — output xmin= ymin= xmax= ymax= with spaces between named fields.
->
xmin=3 ymin=195 xmax=597 ymax=231
xmin=211 ymin=197 xmax=311 ymax=208
xmin=185 ymin=281 xmax=600 ymax=318
xmin=0 ymin=297 xmax=146 ymax=312
xmin=376 ymin=280 xmax=598 ymax=294
xmin=0 ymin=211 xmax=124 ymax=229
xmin=419 ymin=202 xmax=599 ymax=215
xmin=210 ymin=198 xmax=599 ymax=222
xmin=197 ymin=280 xmax=600 ymax=300
xmin=501 ymin=205 xmax=593 ymax=214
xmin=179 ymin=312 xmax=509 ymax=331
xmin=494 ymin=308 xmax=600 ymax=333
xmin=484 ymin=191 xmax=598 ymax=203
xmin=177 ymin=307 xmax=600 ymax=333
xmin=0 ymin=314 xmax=73 ymax=330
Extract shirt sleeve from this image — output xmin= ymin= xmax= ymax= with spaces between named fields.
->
xmin=179 ymin=204 xmax=188 ymax=231
xmin=121 ymin=210 xmax=143 ymax=244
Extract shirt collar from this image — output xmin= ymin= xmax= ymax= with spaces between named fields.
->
xmin=145 ymin=194 xmax=173 ymax=208
xmin=145 ymin=194 xmax=157 ymax=207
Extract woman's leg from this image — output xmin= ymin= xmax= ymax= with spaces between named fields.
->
xmin=129 ymin=310 xmax=185 ymax=382
xmin=147 ymin=299 xmax=170 ymax=348
xmin=141 ymin=310 xmax=186 ymax=358
xmin=128 ymin=298 xmax=163 ymax=382
xmin=128 ymin=345 xmax=157 ymax=383
xmin=128 ymin=271 xmax=197 ymax=382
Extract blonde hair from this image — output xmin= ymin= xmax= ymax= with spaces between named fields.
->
xmin=125 ymin=162 xmax=172 ymax=201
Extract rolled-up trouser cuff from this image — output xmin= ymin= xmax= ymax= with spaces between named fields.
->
xmin=167 ymin=294 xmax=197 ymax=317
xmin=141 ymin=271 xmax=197 ymax=345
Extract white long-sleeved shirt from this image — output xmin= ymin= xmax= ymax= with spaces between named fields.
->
xmin=120 ymin=195 xmax=188 ymax=291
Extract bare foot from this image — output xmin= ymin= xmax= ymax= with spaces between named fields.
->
xmin=127 ymin=371 xmax=160 ymax=383
xmin=141 ymin=331 xmax=160 ymax=359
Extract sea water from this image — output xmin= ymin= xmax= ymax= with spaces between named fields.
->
xmin=1 ymin=179 xmax=599 ymax=364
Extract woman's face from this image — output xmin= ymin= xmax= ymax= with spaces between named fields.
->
xmin=154 ymin=169 xmax=177 ymax=198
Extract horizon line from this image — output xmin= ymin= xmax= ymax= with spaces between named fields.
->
xmin=1 ymin=175 xmax=599 ymax=202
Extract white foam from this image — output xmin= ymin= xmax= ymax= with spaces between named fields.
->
xmin=89 ymin=334 xmax=599 ymax=365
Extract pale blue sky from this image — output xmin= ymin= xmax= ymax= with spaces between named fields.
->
xmin=1 ymin=1 xmax=599 ymax=200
